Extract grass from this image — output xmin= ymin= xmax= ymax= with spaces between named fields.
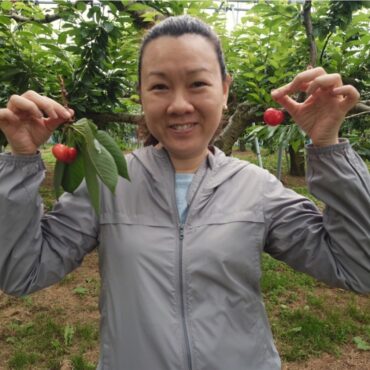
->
xmin=261 ymin=254 xmax=370 ymax=361
xmin=0 ymin=145 xmax=369 ymax=368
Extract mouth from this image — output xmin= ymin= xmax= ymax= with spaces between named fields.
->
xmin=169 ymin=122 xmax=196 ymax=132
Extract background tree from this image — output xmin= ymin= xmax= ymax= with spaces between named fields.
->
xmin=0 ymin=0 xmax=369 ymax=170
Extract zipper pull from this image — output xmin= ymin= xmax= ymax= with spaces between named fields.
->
xmin=179 ymin=224 xmax=184 ymax=240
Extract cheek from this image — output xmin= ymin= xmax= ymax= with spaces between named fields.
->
xmin=142 ymin=96 xmax=166 ymax=117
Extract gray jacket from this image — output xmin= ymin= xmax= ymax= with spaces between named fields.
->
xmin=0 ymin=140 xmax=369 ymax=370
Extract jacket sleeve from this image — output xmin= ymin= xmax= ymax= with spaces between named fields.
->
xmin=0 ymin=152 xmax=99 ymax=297
xmin=263 ymin=139 xmax=370 ymax=293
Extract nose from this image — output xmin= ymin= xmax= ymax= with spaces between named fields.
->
xmin=167 ymin=90 xmax=195 ymax=115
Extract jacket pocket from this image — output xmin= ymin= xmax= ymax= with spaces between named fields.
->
xmin=190 ymin=210 xmax=264 ymax=226
xmin=99 ymin=212 xmax=173 ymax=227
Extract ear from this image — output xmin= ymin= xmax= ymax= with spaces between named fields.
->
xmin=222 ymin=74 xmax=233 ymax=105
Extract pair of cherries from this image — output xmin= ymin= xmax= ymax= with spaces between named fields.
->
xmin=52 ymin=143 xmax=78 ymax=164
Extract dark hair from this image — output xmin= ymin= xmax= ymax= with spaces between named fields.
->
xmin=137 ymin=15 xmax=227 ymax=146
xmin=138 ymin=15 xmax=227 ymax=88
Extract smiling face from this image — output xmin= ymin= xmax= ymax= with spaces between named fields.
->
xmin=140 ymin=34 xmax=231 ymax=172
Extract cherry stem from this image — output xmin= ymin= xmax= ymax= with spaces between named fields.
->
xmin=58 ymin=75 xmax=75 ymax=124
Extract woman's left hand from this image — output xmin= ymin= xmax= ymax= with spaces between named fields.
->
xmin=271 ymin=67 xmax=360 ymax=147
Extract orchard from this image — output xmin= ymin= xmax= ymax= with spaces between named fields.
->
xmin=0 ymin=1 xmax=369 ymax=368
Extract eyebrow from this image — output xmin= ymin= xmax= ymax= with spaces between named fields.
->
xmin=147 ymin=67 xmax=211 ymax=77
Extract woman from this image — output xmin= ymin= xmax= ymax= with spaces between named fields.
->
xmin=0 ymin=15 xmax=369 ymax=370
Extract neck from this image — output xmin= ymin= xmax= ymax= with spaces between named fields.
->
xmin=171 ymin=149 xmax=209 ymax=173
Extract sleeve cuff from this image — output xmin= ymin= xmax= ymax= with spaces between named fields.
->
xmin=306 ymin=138 xmax=350 ymax=156
xmin=0 ymin=151 xmax=45 ymax=171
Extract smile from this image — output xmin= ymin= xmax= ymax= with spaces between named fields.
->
xmin=169 ymin=123 xmax=196 ymax=131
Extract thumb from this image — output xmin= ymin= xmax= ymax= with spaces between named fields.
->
xmin=271 ymin=94 xmax=298 ymax=117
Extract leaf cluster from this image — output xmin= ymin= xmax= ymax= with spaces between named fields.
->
xmin=0 ymin=0 xmax=369 ymax=158
xmin=54 ymin=118 xmax=129 ymax=214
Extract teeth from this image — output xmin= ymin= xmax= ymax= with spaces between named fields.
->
xmin=171 ymin=123 xmax=194 ymax=131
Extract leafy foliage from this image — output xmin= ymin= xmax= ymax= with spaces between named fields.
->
xmin=0 ymin=1 xmax=369 ymax=164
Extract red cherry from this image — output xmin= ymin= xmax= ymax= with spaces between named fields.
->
xmin=263 ymin=108 xmax=284 ymax=126
xmin=52 ymin=144 xmax=77 ymax=164
xmin=52 ymin=144 xmax=68 ymax=162
xmin=65 ymin=147 xmax=78 ymax=164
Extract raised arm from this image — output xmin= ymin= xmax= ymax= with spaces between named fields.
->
xmin=0 ymin=92 xmax=98 ymax=297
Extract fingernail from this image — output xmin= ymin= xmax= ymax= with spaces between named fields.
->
xmin=62 ymin=110 xmax=71 ymax=119
xmin=271 ymin=89 xmax=281 ymax=98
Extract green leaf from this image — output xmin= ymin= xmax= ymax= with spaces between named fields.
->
xmin=102 ymin=21 xmax=114 ymax=33
xmin=87 ymin=120 xmax=98 ymax=135
xmin=58 ymin=32 xmax=67 ymax=44
xmin=82 ymin=148 xmax=100 ymax=215
xmin=75 ymin=1 xmax=87 ymax=12
xmin=61 ymin=152 xmax=84 ymax=193
xmin=73 ymin=286 xmax=88 ymax=296
xmin=95 ymin=130 xmax=130 ymax=180
xmin=1 ymin=1 xmax=12 ymax=11
xmin=71 ymin=118 xmax=96 ymax=145
xmin=42 ymin=43 xmax=65 ymax=53
xmin=87 ymin=139 xmax=118 ymax=194
xmin=0 ymin=15 xmax=11 ymax=25
xmin=72 ymin=119 xmax=119 ymax=192
xmin=247 ymin=93 xmax=262 ymax=104
xmin=353 ymin=337 xmax=370 ymax=351
xmin=54 ymin=160 xmax=66 ymax=199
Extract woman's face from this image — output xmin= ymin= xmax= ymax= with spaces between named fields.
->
xmin=140 ymin=34 xmax=231 ymax=167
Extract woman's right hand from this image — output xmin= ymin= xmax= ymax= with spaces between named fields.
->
xmin=0 ymin=91 xmax=73 ymax=155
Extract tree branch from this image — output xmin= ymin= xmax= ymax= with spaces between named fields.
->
xmin=302 ymin=0 xmax=317 ymax=67
xmin=8 ymin=11 xmax=61 ymax=24
xmin=214 ymin=102 xmax=259 ymax=156
xmin=319 ymin=32 xmax=333 ymax=65
xmin=348 ymin=103 xmax=370 ymax=115
xmin=84 ymin=112 xmax=142 ymax=129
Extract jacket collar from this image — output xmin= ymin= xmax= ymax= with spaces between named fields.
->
xmin=131 ymin=145 xmax=249 ymax=189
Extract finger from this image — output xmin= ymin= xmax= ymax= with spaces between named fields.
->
xmin=333 ymin=85 xmax=360 ymax=111
xmin=306 ymin=73 xmax=342 ymax=96
xmin=0 ymin=109 xmax=20 ymax=129
xmin=51 ymin=102 xmax=74 ymax=121
xmin=272 ymin=67 xmax=327 ymax=98
xmin=7 ymin=95 xmax=44 ymax=119
xmin=43 ymin=116 xmax=68 ymax=132
xmin=272 ymin=94 xmax=299 ymax=116
xmin=22 ymin=91 xmax=71 ymax=120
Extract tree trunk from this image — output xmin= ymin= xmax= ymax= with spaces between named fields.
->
xmin=214 ymin=102 xmax=259 ymax=156
xmin=288 ymin=145 xmax=305 ymax=176
xmin=239 ymin=138 xmax=246 ymax=152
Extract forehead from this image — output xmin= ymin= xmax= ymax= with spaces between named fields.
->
xmin=141 ymin=34 xmax=220 ymax=76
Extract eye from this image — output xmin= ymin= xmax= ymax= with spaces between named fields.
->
xmin=191 ymin=81 xmax=208 ymax=88
xmin=151 ymin=84 xmax=168 ymax=91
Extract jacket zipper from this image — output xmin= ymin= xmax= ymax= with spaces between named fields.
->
xmin=172 ymin=160 xmax=208 ymax=370
xmin=179 ymin=224 xmax=193 ymax=370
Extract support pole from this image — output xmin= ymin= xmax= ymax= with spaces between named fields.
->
xmin=276 ymin=143 xmax=284 ymax=180
xmin=252 ymin=122 xmax=263 ymax=168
